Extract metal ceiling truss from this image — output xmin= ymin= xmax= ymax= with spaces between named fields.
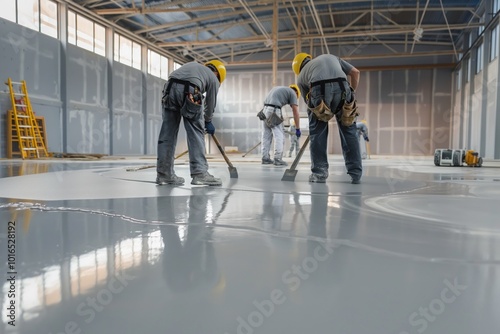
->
xmin=68 ymin=0 xmax=484 ymax=68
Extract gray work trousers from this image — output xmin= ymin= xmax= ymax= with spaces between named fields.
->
xmin=308 ymin=81 xmax=362 ymax=180
xmin=157 ymin=82 xmax=208 ymax=177
xmin=261 ymin=106 xmax=285 ymax=160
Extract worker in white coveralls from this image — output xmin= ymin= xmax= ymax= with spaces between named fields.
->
xmin=292 ymin=53 xmax=362 ymax=183
xmin=287 ymin=119 xmax=300 ymax=157
xmin=356 ymin=120 xmax=369 ymax=159
xmin=156 ymin=60 xmax=226 ymax=186
xmin=260 ymin=85 xmax=302 ymax=166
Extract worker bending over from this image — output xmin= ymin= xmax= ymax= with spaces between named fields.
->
xmin=259 ymin=85 xmax=301 ymax=166
xmin=292 ymin=53 xmax=362 ymax=183
xmin=156 ymin=60 xmax=226 ymax=186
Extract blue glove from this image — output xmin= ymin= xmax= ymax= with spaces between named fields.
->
xmin=295 ymin=128 xmax=301 ymax=138
xmin=364 ymin=135 xmax=369 ymax=142
xmin=205 ymin=121 xmax=215 ymax=135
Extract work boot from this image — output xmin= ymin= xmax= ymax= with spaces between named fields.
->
xmin=191 ymin=172 xmax=222 ymax=186
xmin=262 ymin=157 xmax=274 ymax=164
xmin=156 ymin=174 xmax=185 ymax=185
xmin=309 ymin=174 xmax=326 ymax=183
xmin=273 ymin=158 xmax=288 ymax=166
xmin=351 ymin=178 xmax=361 ymax=184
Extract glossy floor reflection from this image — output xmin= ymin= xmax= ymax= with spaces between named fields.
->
xmin=1 ymin=156 xmax=500 ymax=334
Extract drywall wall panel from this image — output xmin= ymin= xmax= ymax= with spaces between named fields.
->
xmin=462 ymin=83 xmax=471 ymax=148
xmin=353 ymin=68 xmax=449 ymax=156
xmin=0 ymin=17 xmax=61 ymax=157
xmin=66 ymin=45 xmax=108 ymax=154
xmin=470 ymin=74 xmax=483 ymax=151
xmin=111 ymin=63 xmax=143 ymax=154
xmin=485 ymin=59 xmax=498 ymax=158
xmin=431 ymin=69 xmax=452 ymax=151
xmin=145 ymin=75 xmax=165 ymax=155
xmin=112 ymin=112 xmax=144 ymax=155
xmin=67 ymin=108 xmax=109 ymax=153
xmin=66 ymin=46 xmax=107 ymax=109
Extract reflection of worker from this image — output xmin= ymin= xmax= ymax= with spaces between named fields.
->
xmin=158 ymin=189 xmax=220 ymax=293
xmin=306 ymin=189 xmax=362 ymax=286
xmin=293 ymin=53 xmax=362 ymax=184
xmin=356 ymin=121 xmax=369 ymax=159
xmin=157 ymin=60 xmax=227 ymax=186
xmin=287 ymin=119 xmax=300 ymax=157
xmin=260 ymin=85 xmax=301 ymax=166
xmin=260 ymin=192 xmax=285 ymax=231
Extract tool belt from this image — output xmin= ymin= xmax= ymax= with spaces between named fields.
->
xmin=262 ymin=104 xmax=283 ymax=128
xmin=162 ymin=78 xmax=203 ymax=119
xmin=307 ymin=78 xmax=358 ymax=126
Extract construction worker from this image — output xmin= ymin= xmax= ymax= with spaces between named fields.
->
xmin=260 ymin=85 xmax=302 ymax=166
xmin=287 ymin=119 xmax=299 ymax=157
xmin=156 ymin=60 xmax=226 ymax=186
xmin=356 ymin=121 xmax=369 ymax=159
xmin=292 ymin=53 xmax=362 ymax=183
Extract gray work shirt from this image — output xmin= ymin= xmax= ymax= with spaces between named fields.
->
xmin=169 ymin=61 xmax=220 ymax=122
xmin=297 ymin=54 xmax=354 ymax=100
xmin=264 ymin=86 xmax=298 ymax=107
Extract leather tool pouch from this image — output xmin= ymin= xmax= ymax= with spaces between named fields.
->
xmin=309 ymin=100 xmax=334 ymax=122
xmin=257 ymin=109 xmax=266 ymax=120
xmin=265 ymin=112 xmax=283 ymax=128
xmin=339 ymin=99 xmax=359 ymax=126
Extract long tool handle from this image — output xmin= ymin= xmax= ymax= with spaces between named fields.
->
xmin=242 ymin=141 xmax=261 ymax=157
xmin=289 ymin=136 xmax=310 ymax=171
xmin=211 ymin=134 xmax=234 ymax=168
xmin=174 ymin=149 xmax=189 ymax=159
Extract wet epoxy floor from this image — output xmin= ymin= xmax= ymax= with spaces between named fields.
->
xmin=1 ymin=155 xmax=500 ymax=334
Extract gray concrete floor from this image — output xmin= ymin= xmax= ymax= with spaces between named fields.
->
xmin=1 ymin=154 xmax=500 ymax=334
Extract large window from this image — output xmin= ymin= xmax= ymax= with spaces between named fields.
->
xmin=148 ymin=49 xmax=169 ymax=79
xmin=478 ymin=13 xmax=485 ymax=36
xmin=0 ymin=0 xmax=16 ymax=23
xmin=114 ymin=33 xmax=141 ymax=69
xmin=18 ymin=0 xmax=39 ymax=31
xmin=40 ymin=0 xmax=57 ymax=38
xmin=68 ymin=10 xmax=105 ymax=56
xmin=1 ymin=0 xmax=57 ymax=38
xmin=491 ymin=25 xmax=499 ymax=61
xmin=456 ymin=68 xmax=461 ymax=91
xmin=476 ymin=42 xmax=483 ymax=74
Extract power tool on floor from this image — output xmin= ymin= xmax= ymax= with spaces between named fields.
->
xmin=434 ymin=149 xmax=483 ymax=167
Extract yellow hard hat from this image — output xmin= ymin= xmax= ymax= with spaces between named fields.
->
xmin=289 ymin=84 xmax=300 ymax=100
xmin=292 ymin=53 xmax=312 ymax=75
xmin=205 ymin=59 xmax=227 ymax=84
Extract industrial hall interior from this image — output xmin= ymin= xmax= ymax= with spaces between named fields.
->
xmin=1 ymin=0 xmax=500 ymax=333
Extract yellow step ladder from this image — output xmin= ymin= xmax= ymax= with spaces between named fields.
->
xmin=5 ymin=78 xmax=49 ymax=159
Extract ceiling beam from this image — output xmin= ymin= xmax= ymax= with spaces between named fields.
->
xmin=111 ymin=5 xmax=477 ymax=34
xmin=223 ymin=50 xmax=461 ymax=67
xmin=156 ymin=23 xmax=482 ymax=47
